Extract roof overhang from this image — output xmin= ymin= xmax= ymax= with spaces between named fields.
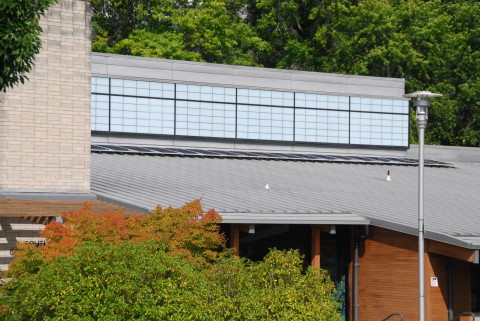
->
xmin=368 ymin=217 xmax=480 ymax=251
xmin=219 ymin=213 xmax=369 ymax=225
xmin=0 ymin=191 xmax=145 ymax=217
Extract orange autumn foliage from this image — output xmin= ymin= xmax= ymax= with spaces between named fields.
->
xmin=39 ymin=200 xmax=225 ymax=263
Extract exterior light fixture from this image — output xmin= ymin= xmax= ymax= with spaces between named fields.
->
xmin=403 ymin=90 xmax=442 ymax=321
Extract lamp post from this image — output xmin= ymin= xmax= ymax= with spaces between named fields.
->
xmin=403 ymin=90 xmax=442 ymax=321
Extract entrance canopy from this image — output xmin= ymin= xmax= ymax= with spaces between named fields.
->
xmin=219 ymin=212 xmax=368 ymax=225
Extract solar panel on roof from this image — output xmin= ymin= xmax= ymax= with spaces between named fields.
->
xmin=147 ymin=147 xmax=177 ymax=153
xmin=153 ymin=147 xmax=172 ymax=153
xmin=102 ymin=145 xmax=130 ymax=151
xmin=91 ymin=144 xmax=454 ymax=168
xmin=218 ymin=151 xmax=240 ymax=156
xmin=91 ymin=145 xmax=109 ymax=151
xmin=316 ymin=155 xmax=332 ymax=159
xmin=126 ymin=146 xmax=155 ymax=153
xmin=196 ymin=150 xmax=222 ymax=155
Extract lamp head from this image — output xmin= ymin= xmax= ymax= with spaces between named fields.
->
xmin=403 ymin=91 xmax=443 ymax=99
xmin=403 ymin=91 xmax=442 ymax=129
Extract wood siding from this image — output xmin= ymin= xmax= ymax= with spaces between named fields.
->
xmin=357 ymin=226 xmax=472 ymax=321
xmin=425 ymin=252 xmax=448 ymax=320
xmin=358 ymin=226 xmax=419 ymax=320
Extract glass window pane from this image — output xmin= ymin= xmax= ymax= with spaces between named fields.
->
xmin=92 ymin=75 xmax=412 ymax=147
xmin=92 ymin=77 xmax=109 ymax=94
xmin=237 ymin=105 xmax=293 ymax=141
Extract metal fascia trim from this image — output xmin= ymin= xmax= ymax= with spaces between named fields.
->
xmin=219 ymin=213 xmax=370 ymax=225
xmin=0 ymin=191 xmax=97 ymax=201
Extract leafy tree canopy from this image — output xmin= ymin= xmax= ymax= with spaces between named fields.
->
xmin=9 ymin=200 xmax=225 ymax=270
xmin=1 ymin=244 xmax=340 ymax=320
xmin=92 ymin=0 xmax=269 ymax=66
xmin=0 ymin=0 xmax=58 ymax=92
xmin=1 ymin=200 xmax=340 ymax=320
xmin=91 ymin=0 xmax=480 ymax=146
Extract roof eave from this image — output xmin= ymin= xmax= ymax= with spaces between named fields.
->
xmin=219 ymin=213 xmax=369 ymax=225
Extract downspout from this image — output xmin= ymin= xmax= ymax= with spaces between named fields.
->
xmin=353 ymin=227 xmax=360 ymax=321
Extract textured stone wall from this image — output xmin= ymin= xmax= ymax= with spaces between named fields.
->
xmin=0 ymin=0 xmax=91 ymax=192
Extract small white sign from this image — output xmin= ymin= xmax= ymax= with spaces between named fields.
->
xmin=430 ymin=277 xmax=439 ymax=287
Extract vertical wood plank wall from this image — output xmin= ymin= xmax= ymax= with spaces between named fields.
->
xmin=356 ymin=226 xmax=472 ymax=321
xmin=230 ymin=225 xmax=240 ymax=259
xmin=425 ymin=252 xmax=448 ymax=320
xmin=358 ymin=226 xmax=419 ymax=320
xmin=311 ymin=225 xmax=321 ymax=267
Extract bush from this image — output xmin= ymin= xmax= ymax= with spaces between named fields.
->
xmin=1 ymin=200 xmax=340 ymax=320
xmin=1 ymin=244 xmax=340 ymax=320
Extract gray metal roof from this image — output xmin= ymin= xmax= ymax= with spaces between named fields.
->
xmin=91 ymin=153 xmax=480 ymax=249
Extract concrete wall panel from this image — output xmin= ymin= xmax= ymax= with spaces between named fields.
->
xmin=93 ymin=53 xmax=406 ymax=98
xmin=107 ymin=65 xmax=173 ymax=80
xmin=173 ymin=71 xmax=234 ymax=86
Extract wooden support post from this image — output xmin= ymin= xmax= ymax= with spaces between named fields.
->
xmin=230 ymin=224 xmax=240 ymax=259
xmin=311 ymin=225 xmax=321 ymax=267
xmin=237 ymin=224 xmax=250 ymax=233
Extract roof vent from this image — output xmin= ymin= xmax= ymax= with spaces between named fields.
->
xmin=265 ymin=183 xmax=270 ymax=189
xmin=386 ymin=170 xmax=391 ymax=182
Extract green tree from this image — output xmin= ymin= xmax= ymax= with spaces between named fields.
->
xmin=2 ymin=242 xmax=209 ymax=320
xmin=93 ymin=0 xmax=268 ymax=66
xmin=1 ymin=243 xmax=340 ymax=320
xmin=243 ymin=0 xmax=327 ymax=70
xmin=0 ymin=0 xmax=58 ymax=92
xmin=108 ymin=29 xmax=204 ymax=62
xmin=207 ymin=249 xmax=340 ymax=320
xmin=1 ymin=200 xmax=340 ymax=319
xmin=90 ymin=0 xmax=480 ymax=146
xmin=310 ymin=0 xmax=480 ymax=146
xmin=91 ymin=0 xmax=191 ymax=49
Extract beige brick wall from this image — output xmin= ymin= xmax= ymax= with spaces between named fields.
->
xmin=0 ymin=0 xmax=91 ymax=192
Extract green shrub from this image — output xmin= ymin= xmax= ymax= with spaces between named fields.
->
xmin=1 ymin=243 xmax=340 ymax=320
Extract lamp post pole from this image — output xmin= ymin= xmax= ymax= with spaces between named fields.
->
xmin=403 ymin=91 xmax=442 ymax=321
xmin=417 ymin=98 xmax=427 ymax=321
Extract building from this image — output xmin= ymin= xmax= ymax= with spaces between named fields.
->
xmin=1 ymin=1 xmax=479 ymax=320
xmin=0 ymin=0 xmax=140 ymax=272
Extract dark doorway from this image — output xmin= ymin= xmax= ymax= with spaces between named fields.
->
xmin=321 ymin=226 xmax=350 ymax=321
xmin=238 ymin=224 xmax=311 ymax=268
xmin=473 ymin=264 xmax=480 ymax=312
xmin=221 ymin=223 xmax=351 ymax=320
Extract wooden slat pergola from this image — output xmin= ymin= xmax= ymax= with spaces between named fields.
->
xmin=0 ymin=199 xmax=146 ymax=224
